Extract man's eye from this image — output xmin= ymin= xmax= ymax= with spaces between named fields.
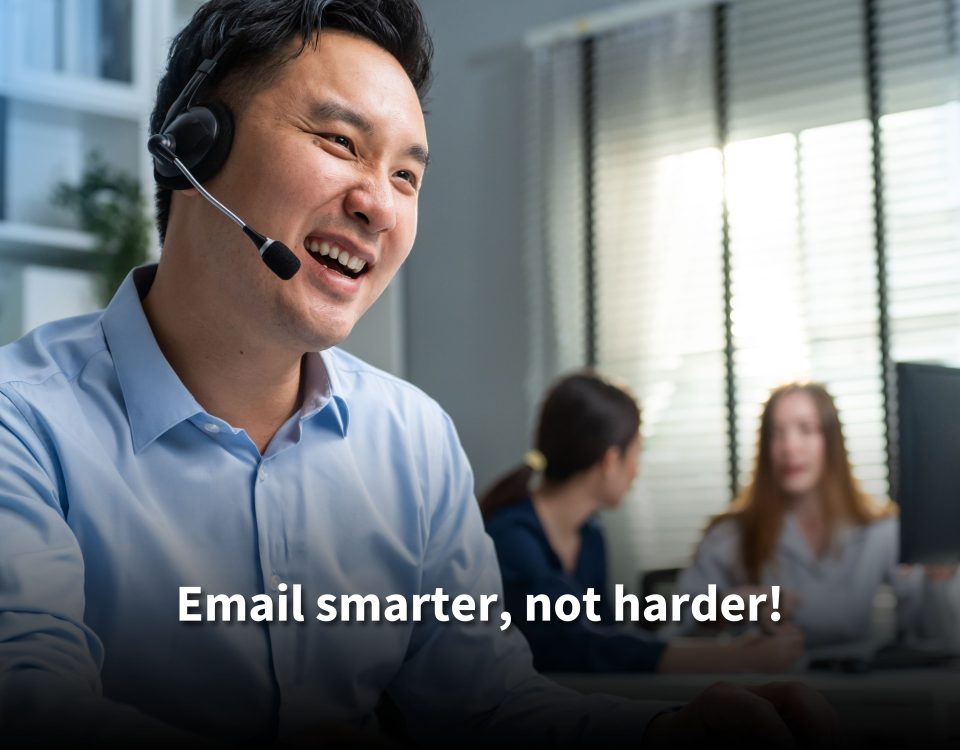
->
xmin=324 ymin=134 xmax=354 ymax=151
xmin=395 ymin=169 xmax=418 ymax=187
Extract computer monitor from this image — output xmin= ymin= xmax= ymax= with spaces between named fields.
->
xmin=896 ymin=361 xmax=960 ymax=564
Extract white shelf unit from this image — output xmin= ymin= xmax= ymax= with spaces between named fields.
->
xmin=0 ymin=0 xmax=408 ymax=373
xmin=0 ymin=263 xmax=101 ymax=343
xmin=0 ymin=0 xmax=201 ymax=345
xmin=0 ymin=221 xmax=96 ymax=267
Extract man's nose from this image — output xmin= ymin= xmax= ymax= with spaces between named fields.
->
xmin=344 ymin=174 xmax=397 ymax=234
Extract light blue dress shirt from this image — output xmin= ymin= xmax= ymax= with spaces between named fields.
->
xmin=0 ymin=266 xmax=659 ymax=746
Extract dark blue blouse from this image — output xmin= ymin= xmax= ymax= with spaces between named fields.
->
xmin=485 ymin=497 xmax=667 ymax=673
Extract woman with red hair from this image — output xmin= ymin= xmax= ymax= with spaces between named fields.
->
xmin=677 ymin=382 xmax=958 ymax=647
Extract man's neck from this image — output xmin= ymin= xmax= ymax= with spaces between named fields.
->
xmin=142 ymin=262 xmax=304 ymax=454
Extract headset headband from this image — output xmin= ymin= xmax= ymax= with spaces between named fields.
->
xmin=160 ymin=39 xmax=233 ymax=134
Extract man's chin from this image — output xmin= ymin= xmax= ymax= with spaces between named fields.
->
xmin=299 ymin=328 xmax=354 ymax=353
xmin=302 ymin=318 xmax=359 ymax=352
xmin=285 ymin=300 xmax=365 ymax=352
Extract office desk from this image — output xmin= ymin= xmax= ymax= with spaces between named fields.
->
xmin=553 ymin=669 xmax=960 ymax=747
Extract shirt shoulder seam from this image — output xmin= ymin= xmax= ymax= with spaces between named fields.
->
xmin=0 ymin=341 xmax=109 ymax=390
xmin=0 ymin=387 xmax=63 ymax=501
xmin=328 ymin=350 xmax=435 ymax=401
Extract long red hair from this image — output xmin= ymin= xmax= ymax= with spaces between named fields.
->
xmin=710 ymin=382 xmax=894 ymax=583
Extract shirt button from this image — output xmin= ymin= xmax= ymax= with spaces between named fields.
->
xmin=269 ymin=574 xmax=282 ymax=591
xmin=203 ymin=423 xmax=220 ymax=433
xmin=258 ymin=468 xmax=268 ymax=482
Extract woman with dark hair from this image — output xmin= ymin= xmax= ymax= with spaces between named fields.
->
xmin=481 ymin=371 xmax=804 ymax=674
xmin=676 ymin=382 xmax=959 ymax=647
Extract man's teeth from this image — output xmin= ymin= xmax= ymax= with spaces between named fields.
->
xmin=307 ymin=239 xmax=366 ymax=273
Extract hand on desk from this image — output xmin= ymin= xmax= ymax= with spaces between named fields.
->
xmin=735 ymin=624 xmax=805 ymax=672
xmin=659 ymin=624 xmax=804 ymax=673
xmin=643 ymin=681 xmax=839 ymax=748
xmin=921 ymin=564 xmax=958 ymax=583
xmin=726 ymin=585 xmax=801 ymax=630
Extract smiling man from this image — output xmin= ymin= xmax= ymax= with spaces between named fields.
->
xmin=0 ymin=1 xmax=835 ymax=747
xmin=142 ymin=25 xmax=428 ymax=455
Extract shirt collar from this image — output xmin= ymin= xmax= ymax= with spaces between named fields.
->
xmin=305 ymin=350 xmax=350 ymax=437
xmin=101 ymin=265 xmax=351 ymax=452
xmin=780 ymin=514 xmax=812 ymax=563
xmin=781 ymin=512 xmax=851 ymax=566
xmin=101 ymin=266 xmax=205 ymax=453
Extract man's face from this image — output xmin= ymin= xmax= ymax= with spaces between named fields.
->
xmin=196 ymin=30 xmax=427 ymax=350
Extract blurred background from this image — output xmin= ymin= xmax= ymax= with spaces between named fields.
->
xmin=1 ymin=0 xmax=957 ymax=588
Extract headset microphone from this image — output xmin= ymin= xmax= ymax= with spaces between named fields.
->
xmin=148 ymin=135 xmax=300 ymax=280
xmin=149 ymin=40 xmax=300 ymax=281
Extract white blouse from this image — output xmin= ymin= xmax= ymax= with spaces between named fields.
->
xmin=674 ymin=514 xmax=959 ymax=648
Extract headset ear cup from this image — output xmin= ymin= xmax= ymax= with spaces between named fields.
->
xmin=153 ymin=101 xmax=235 ymax=191
xmin=192 ymin=100 xmax=234 ymax=183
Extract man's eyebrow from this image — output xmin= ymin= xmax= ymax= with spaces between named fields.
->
xmin=309 ymin=99 xmax=430 ymax=170
xmin=309 ymin=101 xmax=374 ymax=135
xmin=407 ymin=144 xmax=430 ymax=170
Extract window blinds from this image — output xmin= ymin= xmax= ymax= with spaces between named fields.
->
xmin=525 ymin=42 xmax=588 ymax=413
xmin=590 ymin=11 xmax=729 ymax=581
xmin=880 ymin=0 xmax=960 ymax=367
xmin=725 ymin=0 xmax=887 ymax=498
xmin=527 ymin=0 xmax=960 ymax=574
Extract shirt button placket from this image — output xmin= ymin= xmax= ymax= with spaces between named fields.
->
xmin=254 ymin=457 xmax=288 ymax=702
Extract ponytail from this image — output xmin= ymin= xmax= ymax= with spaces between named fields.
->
xmin=479 ymin=371 xmax=640 ymax=521
xmin=478 ymin=465 xmax=534 ymax=520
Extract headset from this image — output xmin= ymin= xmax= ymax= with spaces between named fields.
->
xmin=147 ymin=39 xmax=301 ymax=280
xmin=151 ymin=43 xmax=235 ymax=191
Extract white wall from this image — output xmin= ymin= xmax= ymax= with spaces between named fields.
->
xmin=340 ymin=275 xmax=405 ymax=377
xmin=410 ymin=0 xmax=631 ymax=488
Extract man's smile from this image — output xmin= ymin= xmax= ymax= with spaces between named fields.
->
xmin=304 ymin=237 xmax=372 ymax=279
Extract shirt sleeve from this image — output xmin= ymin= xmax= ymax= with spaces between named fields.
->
xmin=385 ymin=410 xmax=673 ymax=747
xmin=0 ymin=389 xmax=208 ymax=746
xmin=491 ymin=521 xmax=667 ymax=674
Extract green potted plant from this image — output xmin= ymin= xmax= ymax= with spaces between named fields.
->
xmin=53 ymin=151 xmax=152 ymax=306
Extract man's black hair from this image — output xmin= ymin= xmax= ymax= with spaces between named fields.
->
xmin=150 ymin=0 xmax=433 ymax=244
